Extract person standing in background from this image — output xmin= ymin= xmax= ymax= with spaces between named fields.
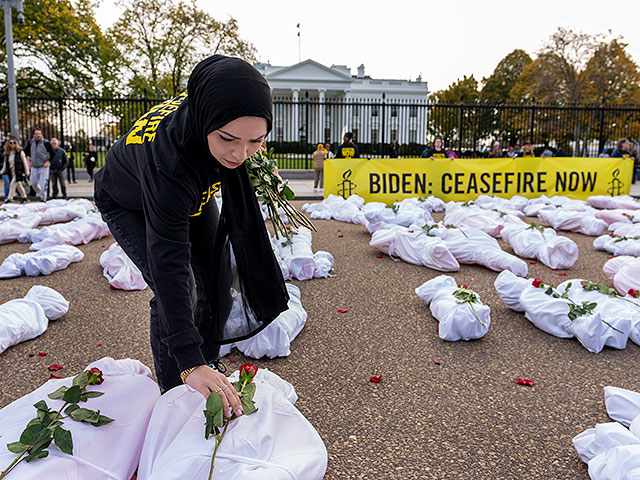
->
xmin=83 ymin=145 xmax=98 ymax=182
xmin=390 ymin=139 xmax=399 ymax=158
xmin=335 ymin=132 xmax=359 ymax=158
xmin=611 ymin=138 xmax=631 ymax=159
xmin=446 ymin=146 xmax=458 ymax=159
xmin=488 ymin=141 xmax=503 ymax=158
xmin=312 ymin=143 xmax=326 ymax=191
xmin=49 ymin=138 xmax=68 ymax=199
xmin=598 ymin=148 xmax=610 ymax=158
xmin=66 ymin=144 xmax=77 ymax=184
xmin=24 ymin=128 xmax=55 ymax=201
xmin=518 ymin=141 xmax=535 ymax=157
xmin=324 ymin=143 xmax=334 ymax=159
xmin=1 ymin=136 xmax=29 ymax=203
xmin=422 ymin=137 xmax=447 ymax=159
xmin=1 ymin=143 xmax=9 ymax=201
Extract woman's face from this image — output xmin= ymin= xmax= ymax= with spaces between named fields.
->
xmin=8 ymin=139 xmax=17 ymax=150
xmin=207 ymin=116 xmax=267 ymax=169
xmin=434 ymin=138 xmax=442 ymax=149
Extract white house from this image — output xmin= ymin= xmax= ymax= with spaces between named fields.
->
xmin=257 ymin=59 xmax=429 ymax=145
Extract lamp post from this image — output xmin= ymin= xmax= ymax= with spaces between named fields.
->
xmin=2 ymin=0 xmax=24 ymax=140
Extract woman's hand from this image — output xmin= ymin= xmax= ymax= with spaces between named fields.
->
xmin=185 ymin=365 xmax=243 ymax=417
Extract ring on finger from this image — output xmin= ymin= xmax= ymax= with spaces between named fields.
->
xmin=213 ymin=387 xmax=223 ymax=394
xmin=220 ymin=385 xmax=229 ymax=392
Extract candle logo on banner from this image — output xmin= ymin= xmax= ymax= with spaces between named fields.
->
xmin=338 ymin=169 xmax=357 ymax=199
xmin=607 ymin=168 xmax=624 ymax=196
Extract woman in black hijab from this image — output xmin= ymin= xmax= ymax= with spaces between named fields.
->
xmin=94 ymin=55 xmax=289 ymax=418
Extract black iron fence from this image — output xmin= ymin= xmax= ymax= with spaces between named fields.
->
xmin=2 ymin=95 xmax=639 ymax=169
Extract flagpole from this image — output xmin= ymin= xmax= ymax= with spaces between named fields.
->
xmin=297 ymin=23 xmax=301 ymax=62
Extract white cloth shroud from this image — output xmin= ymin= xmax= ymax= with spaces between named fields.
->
xmin=219 ymin=284 xmax=307 ymax=359
xmin=0 ymin=357 xmax=160 ymax=480
xmin=415 ymin=274 xmax=491 ymax=341
xmin=494 ymin=271 xmax=636 ymax=353
xmin=0 ymin=213 xmax=41 ymax=244
xmin=272 ymin=227 xmax=334 ymax=281
xmin=500 ymin=220 xmax=578 ymax=270
xmin=594 ymin=232 xmax=640 ymax=257
xmin=99 ymin=243 xmax=147 ymax=290
xmin=537 ymin=207 xmax=607 ymax=236
xmin=603 ymin=256 xmax=640 ymax=297
xmin=588 ymin=195 xmax=640 ymax=210
xmin=0 ymin=285 xmax=68 ymax=353
xmin=20 ymin=212 xmax=110 ymax=250
xmin=137 ymin=368 xmax=328 ymax=480
xmin=370 ymin=226 xmax=460 ymax=272
xmin=0 ymin=244 xmax=84 ymax=278
xmin=573 ymin=386 xmax=640 ymax=480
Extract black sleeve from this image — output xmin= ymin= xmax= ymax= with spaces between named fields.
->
xmin=353 ymin=144 xmax=360 ymax=158
xmin=140 ymin=164 xmax=206 ymax=372
xmin=335 ymin=146 xmax=343 ymax=158
xmin=46 ymin=142 xmax=55 ymax=161
xmin=61 ymin=151 xmax=68 ymax=170
xmin=24 ymin=142 xmax=31 ymax=157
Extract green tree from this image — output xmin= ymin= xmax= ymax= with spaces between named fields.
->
xmin=480 ymin=49 xmax=532 ymax=104
xmin=109 ymin=0 xmax=257 ymax=98
xmin=0 ymin=0 xmax=119 ymax=97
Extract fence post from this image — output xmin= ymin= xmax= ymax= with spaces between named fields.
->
xmin=381 ymin=93 xmax=386 ymax=158
xmin=305 ymin=93 xmax=310 ymax=169
xmin=58 ymin=96 xmax=64 ymax=148
xmin=597 ymin=98 xmax=605 ymax=155
xmin=457 ymin=102 xmax=463 ymax=153
xmin=529 ymin=97 xmax=535 ymax=143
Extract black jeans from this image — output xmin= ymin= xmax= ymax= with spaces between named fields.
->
xmin=95 ymin=196 xmax=220 ymax=391
xmin=50 ymin=169 xmax=66 ymax=198
xmin=67 ymin=160 xmax=75 ymax=182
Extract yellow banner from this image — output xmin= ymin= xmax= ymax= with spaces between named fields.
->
xmin=324 ymin=157 xmax=634 ymax=203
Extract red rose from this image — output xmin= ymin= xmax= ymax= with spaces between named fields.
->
xmin=434 ymin=360 xmax=441 ymax=365
xmin=532 ymin=278 xmax=543 ymax=288
xmin=558 ymin=273 xmax=567 ymax=276
xmin=529 ymin=261 xmax=538 ymax=265
xmin=38 ymin=352 xmax=47 ymax=357
xmin=239 ymin=362 xmax=258 ymax=379
xmin=376 ymin=254 xmax=383 ymax=259
xmin=338 ymin=234 xmax=344 ymax=238
xmin=28 ymin=353 xmax=35 ymax=357
xmin=370 ymin=374 xmax=382 ymax=383
xmin=86 ymin=367 xmax=104 ymax=385
xmin=629 ymin=289 xmax=640 ymax=298
xmin=50 ymin=373 xmax=62 ymax=379
xmin=48 ymin=364 xmax=63 ymax=371
xmin=515 ymin=378 xmax=534 ymax=387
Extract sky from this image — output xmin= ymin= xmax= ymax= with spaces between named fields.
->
xmin=96 ymin=0 xmax=640 ymax=93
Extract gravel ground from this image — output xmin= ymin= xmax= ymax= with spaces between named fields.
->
xmin=0 ymin=202 xmax=639 ymax=480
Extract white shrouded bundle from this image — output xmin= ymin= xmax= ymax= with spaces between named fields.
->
xmin=363 ymin=205 xmax=434 ymax=234
xmin=537 ymin=208 xmax=608 ymax=236
xmin=603 ymin=256 xmax=640 ymax=297
xmin=272 ymin=228 xmax=334 ymax=281
xmin=301 ymin=194 xmax=364 ymax=223
xmin=494 ymin=271 xmax=637 ymax=353
xmin=500 ymin=221 xmax=579 ymax=270
xmin=20 ymin=212 xmax=110 ymax=250
xmin=573 ymin=386 xmax=640 ymax=480
xmin=421 ymin=223 xmax=528 ymax=277
xmin=137 ymin=368 xmax=328 ymax=480
xmin=396 ymin=195 xmax=445 ymax=213
xmin=0 ymin=245 xmax=84 ymax=279
xmin=0 ymin=358 xmax=160 ymax=480
xmin=443 ymin=202 xmax=506 ymax=237
xmin=0 ymin=286 xmax=68 ymax=353
xmin=37 ymin=199 xmax=95 ymax=225
xmin=595 ymin=209 xmax=640 ymax=227
xmin=219 ymin=284 xmax=307 ymax=359
xmin=588 ymin=195 xmax=640 ymax=210
xmin=593 ymin=232 xmax=640 ymax=257
xmin=474 ymin=194 xmax=529 ymax=212
xmin=99 ymin=243 xmax=147 ymax=290
xmin=370 ymin=226 xmax=459 ymax=272
xmin=415 ymin=275 xmax=490 ymax=341
xmin=0 ymin=213 xmax=41 ymax=244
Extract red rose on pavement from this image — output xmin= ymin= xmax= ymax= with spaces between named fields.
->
xmin=607 ymin=256 xmax=613 ymax=259
xmin=228 ymin=358 xmax=236 ymax=363
xmin=434 ymin=361 xmax=441 ymax=365
xmin=529 ymin=261 xmax=538 ymax=265
xmin=97 ymin=343 xmax=103 ymax=346
xmin=558 ymin=273 xmax=567 ymax=276
xmin=370 ymin=374 xmax=382 ymax=383
xmin=239 ymin=362 xmax=258 ymax=379
xmin=337 ymin=308 xmax=347 ymax=313
xmin=86 ymin=367 xmax=104 ymax=385
xmin=532 ymin=278 xmax=543 ymax=288
xmin=457 ymin=284 xmax=468 ymax=289
xmin=38 ymin=352 xmax=47 ymax=357
xmin=515 ymin=378 xmax=535 ymax=387
xmin=338 ymin=234 xmax=344 ymax=238
xmin=48 ymin=364 xmax=63 ymax=371
xmin=50 ymin=373 xmax=62 ymax=379
xmin=629 ymin=289 xmax=640 ymax=298
xmin=28 ymin=353 xmax=35 ymax=357
xmin=376 ymin=254 xmax=383 ymax=258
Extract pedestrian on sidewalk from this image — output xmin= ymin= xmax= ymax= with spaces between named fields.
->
xmin=312 ymin=143 xmax=326 ymax=190
xmin=24 ymin=128 xmax=54 ymax=201
xmin=1 ymin=136 xmax=29 ymax=203
xmin=94 ymin=55 xmax=289 ymax=404
xmin=66 ymin=144 xmax=77 ymax=183
xmin=49 ymin=138 xmax=68 ymax=199
xmin=0 ymin=141 xmax=9 ymax=200
xmin=83 ymin=145 xmax=98 ymax=182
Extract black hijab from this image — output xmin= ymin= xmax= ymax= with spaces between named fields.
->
xmin=187 ymin=55 xmax=288 ymax=350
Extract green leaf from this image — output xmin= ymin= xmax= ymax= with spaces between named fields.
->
xmin=240 ymin=396 xmax=258 ymax=416
xmin=48 ymin=386 xmax=69 ymax=400
xmin=30 ymin=437 xmax=53 ymax=455
xmin=213 ymin=406 xmax=224 ymax=429
xmin=53 ymin=426 xmax=73 ymax=455
xmin=82 ymin=391 xmax=104 ymax=399
xmin=241 ymin=382 xmax=256 ymax=401
xmin=91 ymin=414 xmax=114 ymax=427
xmin=7 ymin=441 xmax=28 ymax=454
xmin=204 ymin=411 xmax=214 ymax=440
xmin=24 ymin=449 xmax=49 ymax=462
xmin=33 ymin=400 xmax=50 ymax=412
xmin=70 ymin=407 xmax=99 ymax=423
xmin=282 ymin=185 xmax=295 ymax=200
xmin=205 ymin=391 xmax=223 ymax=415
xmin=20 ymin=423 xmax=48 ymax=445
xmin=63 ymin=385 xmax=83 ymax=404
xmin=73 ymin=372 xmax=89 ymax=389
xmin=65 ymin=404 xmax=80 ymax=415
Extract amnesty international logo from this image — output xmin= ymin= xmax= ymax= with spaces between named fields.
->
xmin=607 ymin=168 xmax=624 ymax=196
xmin=338 ymin=170 xmax=357 ymax=199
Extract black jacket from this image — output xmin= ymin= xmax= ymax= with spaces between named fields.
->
xmin=50 ymin=148 xmax=68 ymax=170
xmin=336 ymin=142 xmax=359 ymax=158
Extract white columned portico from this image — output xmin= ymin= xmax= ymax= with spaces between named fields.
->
xmin=292 ymin=88 xmax=299 ymax=141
